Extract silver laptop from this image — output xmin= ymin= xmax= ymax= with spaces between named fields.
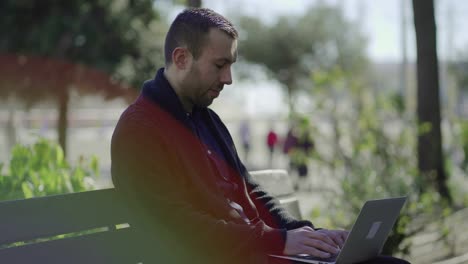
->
xmin=269 ymin=196 xmax=407 ymax=264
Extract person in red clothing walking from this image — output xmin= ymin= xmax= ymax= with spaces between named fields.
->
xmin=266 ymin=127 xmax=278 ymax=167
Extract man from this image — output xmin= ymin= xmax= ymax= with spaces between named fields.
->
xmin=111 ymin=8 xmax=408 ymax=264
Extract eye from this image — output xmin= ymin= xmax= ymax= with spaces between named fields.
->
xmin=215 ymin=64 xmax=224 ymax=69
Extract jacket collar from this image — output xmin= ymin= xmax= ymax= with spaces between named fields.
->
xmin=141 ymin=67 xmax=199 ymax=124
xmin=141 ymin=68 xmax=243 ymax=177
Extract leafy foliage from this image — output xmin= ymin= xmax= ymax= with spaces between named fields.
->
xmin=0 ymin=0 xmax=167 ymax=155
xmin=303 ymin=68 xmax=454 ymax=256
xmin=0 ymin=139 xmax=99 ymax=201
xmin=238 ymin=3 xmax=368 ymax=112
xmin=0 ymin=0 xmax=166 ymax=90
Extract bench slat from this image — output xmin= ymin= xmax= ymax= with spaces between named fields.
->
xmin=0 ymin=228 xmax=140 ymax=264
xmin=0 ymin=188 xmax=132 ymax=245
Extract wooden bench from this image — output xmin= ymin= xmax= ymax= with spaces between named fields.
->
xmin=0 ymin=169 xmax=301 ymax=263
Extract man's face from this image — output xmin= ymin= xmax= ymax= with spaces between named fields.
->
xmin=184 ymin=28 xmax=237 ymax=108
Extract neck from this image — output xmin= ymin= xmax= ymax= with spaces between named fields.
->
xmin=163 ymin=67 xmax=193 ymax=113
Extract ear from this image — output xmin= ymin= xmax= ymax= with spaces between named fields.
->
xmin=172 ymin=47 xmax=192 ymax=70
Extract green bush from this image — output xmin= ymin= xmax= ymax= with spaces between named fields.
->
xmin=0 ymin=138 xmax=99 ymax=201
xmin=302 ymin=68 xmax=454 ymax=257
xmin=313 ymin=107 xmax=448 ymax=256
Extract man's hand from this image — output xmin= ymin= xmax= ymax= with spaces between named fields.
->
xmin=315 ymin=229 xmax=349 ymax=249
xmin=283 ymin=226 xmax=345 ymax=258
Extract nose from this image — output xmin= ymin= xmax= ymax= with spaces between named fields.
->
xmin=220 ymin=66 xmax=232 ymax=85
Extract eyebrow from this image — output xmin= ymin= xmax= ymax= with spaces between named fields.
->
xmin=216 ymin=56 xmax=237 ymax=64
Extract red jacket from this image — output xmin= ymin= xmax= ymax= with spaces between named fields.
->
xmin=267 ymin=131 xmax=278 ymax=147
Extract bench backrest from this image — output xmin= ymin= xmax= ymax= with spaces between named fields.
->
xmin=0 ymin=188 xmax=140 ymax=263
xmin=250 ymin=169 xmax=302 ymax=219
xmin=0 ymin=169 xmax=301 ymax=263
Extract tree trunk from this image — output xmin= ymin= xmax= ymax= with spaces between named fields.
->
xmin=57 ymin=88 xmax=69 ymax=157
xmin=412 ymin=0 xmax=452 ymax=203
xmin=186 ymin=0 xmax=201 ymax=7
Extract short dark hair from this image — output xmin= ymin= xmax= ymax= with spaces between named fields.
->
xmin=164 ymin=8 xmax=238 ymax=65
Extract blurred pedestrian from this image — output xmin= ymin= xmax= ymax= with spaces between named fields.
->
xmin=266 ymin=126 xmax=278 ymax=167
xmin=291 ymin=125 xmax=314 ymax=189
xmin=239 ymin=119 xmax=251 ymax=163
xmin=283 ymin=117 xmax=314 ymax=190
xmin=283 ymin=125 xmax=298 ymax=179
xmin=282 ymin=126 xmax=297 ymax=156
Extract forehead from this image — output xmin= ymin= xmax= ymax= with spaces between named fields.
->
xmin=200 ymin=28 xmax=238 ymax=62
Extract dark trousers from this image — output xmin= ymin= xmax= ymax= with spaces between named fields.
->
xmin=359 ymin=255 xmax=410 ymax=264
xmin=269 ymin=255 xmax=410 ymax=264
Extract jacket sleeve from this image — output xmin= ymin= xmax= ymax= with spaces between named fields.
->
xmin=242 ymin=162 xmax=316 ymax=231
xmin=208 ymin=111 xmax=316 ymax=231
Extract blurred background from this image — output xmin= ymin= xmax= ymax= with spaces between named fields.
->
xmin=2 ymin=0 xmax=468 ymax=262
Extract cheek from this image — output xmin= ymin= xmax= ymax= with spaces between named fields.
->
xmin=202 ymin=68 xmax=220 ymax=84
xmin=204 ymin=65 xmax=218 ymax=76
